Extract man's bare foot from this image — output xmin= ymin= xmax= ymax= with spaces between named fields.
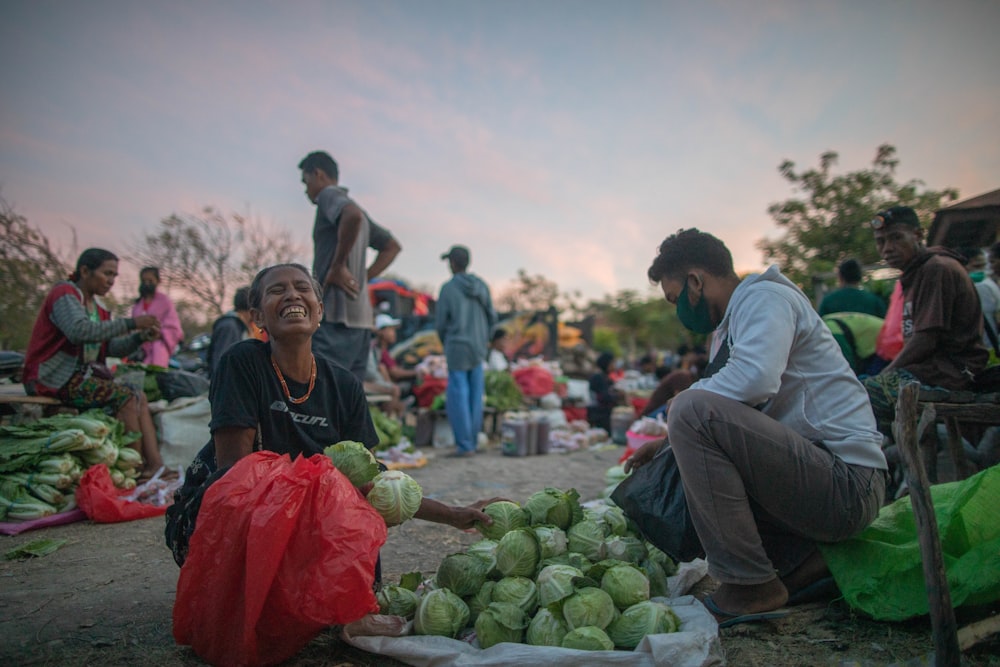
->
xmin=705 ymin=578 xmax=788 ymax=618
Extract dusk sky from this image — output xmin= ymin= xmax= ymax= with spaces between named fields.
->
xmin=2 ymin=1 xmax=998 ymax=306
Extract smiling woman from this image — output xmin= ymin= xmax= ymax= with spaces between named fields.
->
xmin=165 ymin=263 xmax=502 ymax=569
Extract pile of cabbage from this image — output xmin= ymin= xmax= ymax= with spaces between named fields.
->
xmin=323 ymin=441 xmax=422 ymax=526
xmin=377 ymin=487 xmax=681 ymax=651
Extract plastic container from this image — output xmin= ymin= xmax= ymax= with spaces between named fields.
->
xmin=526 ymin=419 xmax=539 ymax=456
xmin=501 ymin=419 xmax=529 ymax=457
xmin=610 ymin=411 xmax=633 ymax=445
xmin=535 ymin=417 xmax=551 ymax=455
xmin=620 ymin=429 xmax=666 ymax=463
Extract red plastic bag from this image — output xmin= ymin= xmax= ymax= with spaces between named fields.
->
xmin=414 ymin=377 xmax=447 ymax=408
xmin=75 ymin=464 xmax=167 ymax=522
xmin=512 ymin=366 xmax=555 ymax=398
xmin=173 ymin=451 xmax=388 ymax=667
xmin=876 ymin=281 xmax=904 ymax=361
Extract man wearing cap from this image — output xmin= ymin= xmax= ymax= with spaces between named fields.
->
xmin=863 ymin=205 xmax=988 ymax=435
xmin=436 ymin=246 xmax=497 ymax=458
xmin=298 ymin=150 xmax=402 ymax=381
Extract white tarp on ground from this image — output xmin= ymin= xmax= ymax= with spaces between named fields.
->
xmin=153 ymin=396 xmax=210 ymax=469
xmin=344 ymin=561 xmax=721 ymax=667
xmin=344 ymin=595 xmax=721 ymax=667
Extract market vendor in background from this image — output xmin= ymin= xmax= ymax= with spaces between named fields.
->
xmin=627 ymin=228 xmax=887 ymax=624
xmin=586 ymin=351 xmax=623 ymax=434
xmin=862 ymin=207 xmax=988 ymax=435
xmin=22 ymin=248 xmax=170 ymax=481
xmin=373 ymin=313 xmax=419 ymax=397
xmin=131 ymin=266 xmax=184 ymax=368
xmin=638 ymin=345 xmax=708 ymax=419
xmin=487 ymin=328 xmax=510 ymax=371
xmin=165 ymin=263 xmax=500 ymax=567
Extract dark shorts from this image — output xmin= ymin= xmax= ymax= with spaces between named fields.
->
xmin=56 ymin=367 xmax=135 ymax=414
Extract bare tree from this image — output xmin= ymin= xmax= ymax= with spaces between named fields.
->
xmin=0 ymin=195 xmax=75 ymax=350
xmin=129 ymin=207 xmax=304 ymax=320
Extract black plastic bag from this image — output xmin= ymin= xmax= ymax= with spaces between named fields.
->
xmin=156 ymin=369 xmax=210 ymax=401
xmin=610 ymin=445 xmax=704 ymax=564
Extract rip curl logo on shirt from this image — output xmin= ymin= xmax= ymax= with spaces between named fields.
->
xmin=269 ymin=400 xmax=329 ymax=427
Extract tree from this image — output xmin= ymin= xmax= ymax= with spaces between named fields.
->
xmin=758 ymin=144 xmax=959 ymax=286
xmin=582 ymin=289 xmax=691 ymax=361
xmin=494 ymin=269 xmax=587 ymax=319
xmin=129 ymin=207 xmax=304 ymax=322
xmin=0 ymin=196 xmax=74 ymax=350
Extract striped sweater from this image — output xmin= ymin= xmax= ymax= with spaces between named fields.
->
xmin=23 ymin=282 xmax=143 ymax=394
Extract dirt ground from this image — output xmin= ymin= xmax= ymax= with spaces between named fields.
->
xmin=1 ymin=440 xmax=999 ymax=667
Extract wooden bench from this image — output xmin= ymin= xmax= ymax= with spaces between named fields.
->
xmin=912 ymin=388 xmax=1000 ymax=482
xmin=893 ymin=383 xmax=1000 ymax=662
xmin=0 ymin=383 xmax=73 ymax=421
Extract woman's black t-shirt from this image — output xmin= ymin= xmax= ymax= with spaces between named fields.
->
xmin=166 ymin=338 xmax=380 ymax=567
xmin=208 ymin=339 xmax=378 ymax=456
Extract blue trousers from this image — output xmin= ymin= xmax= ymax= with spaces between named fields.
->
xmin=446 ymin=365 xmax=484 ymax=453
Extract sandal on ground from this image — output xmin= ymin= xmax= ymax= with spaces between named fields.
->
xmin=787 ymin=575 xmax=839 ymax=606
xmin=702 ymin=595 xmax=791 ymax=629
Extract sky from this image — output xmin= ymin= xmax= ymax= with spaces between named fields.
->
xmin=2 ymin=0 xmax=999 ymax=307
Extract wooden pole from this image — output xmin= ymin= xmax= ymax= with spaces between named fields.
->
xmin=895 ymin=381 xmax=960 ymax=667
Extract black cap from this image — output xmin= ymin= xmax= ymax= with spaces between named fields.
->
xmin=871 ymin=206 xmax=921 ymax=230
xmin=440 ymin=245 xmax=470 ymax=265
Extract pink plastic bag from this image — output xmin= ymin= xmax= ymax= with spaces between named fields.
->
xmin=173 ymin=451 xmax=388 ymax=666
xmin=876 ymin=281 xmax=904 ymax=361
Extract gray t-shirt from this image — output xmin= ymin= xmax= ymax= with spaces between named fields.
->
xmin=311 ymin=185 xmax=393 ymax=329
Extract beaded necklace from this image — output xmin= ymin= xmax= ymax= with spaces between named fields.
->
xmin=270 ymin=354 xmax=317 ymax=404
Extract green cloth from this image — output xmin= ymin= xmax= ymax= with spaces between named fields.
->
xmin=823 ymin=312 xmax=884 ymax=363
xmin=820 ymin=464 xmax=1000 ymax=621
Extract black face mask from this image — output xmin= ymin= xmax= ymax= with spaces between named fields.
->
xmin=139 ymin=283 xmax=156 ymax=297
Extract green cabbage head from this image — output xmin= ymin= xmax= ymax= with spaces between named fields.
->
xmin=567 ymin=519 xmax=606 ymax=561
xmin=638 ymin=558 xmax=669 ymax=598
xmin=495 ymin=527 xmax=540 ymax=578
xmin=526 ymin=607 xmax=569 ymax=647
xmin=491 ymin=576 xmax=538 ymax=615
xmin=532 ymin=525 xmax=568 ymax=560
xmin=376 ymin=584 xmax=419 ymax=619
xmin=436 ymin=552 xmax=489 ymax=597
xmin=413 ymin=588 xmax=470 ymax=638
xmin=476 ymin=501 xmax=529 ymax=540
xmin=562 ymin=586 xmax=617 ymax=630
xmin=561 ymin=625 xmax=615 ymax=651
xmin=474 ymin=601 xmax=527 ymax=649
xmin=536 ymin=563 xmax=584 ymax=607
xmin=523 ymin=487 xmax=582 ymax=530
xmin=466 ymin=538 xmax=499 ymax=574
xmin=606 ymin=600 xmax=680 ymax=649
xmin=585 ymin=503 xmax=630 ymax=537
xmin=601 ymin=563 xmax=650 ymax=610
xmin=323 ymin=440 xmax=380 ymax=487
xmin=464 ymin=580 xmax=496 ymax=625
xmin=366 ymin=470 xmax=423 ymax=526
xmin=603 ymin=535 xmax=649 ymax=564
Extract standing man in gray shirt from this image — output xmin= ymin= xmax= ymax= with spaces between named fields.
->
xmin=436 ymin=245 xmax=497 ymax=458
xmin=298 ymin=151 xmax=402 ymax=381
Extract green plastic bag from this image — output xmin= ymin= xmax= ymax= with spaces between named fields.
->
xmin=821 ymin=464 xmax=1000 ymax=621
